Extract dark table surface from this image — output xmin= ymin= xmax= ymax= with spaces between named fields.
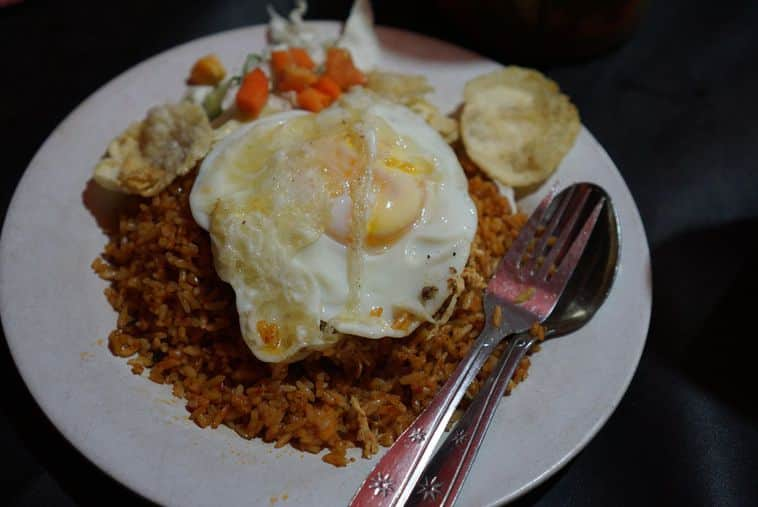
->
xmin=2 ymin=1 xmax=757 ymax=506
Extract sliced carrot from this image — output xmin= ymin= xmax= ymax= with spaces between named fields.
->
xmin=277 ymin=64 xmax=318 ymax=92
xmin=289 ymin=47 xmax=316 ymax=70
xmin=187 ymin=54 xmax=226 ymax=85
xmin=270 ymin=50 xmax=293 ymax=76
xmin=324 ymin=47 xmax=367 ymax=90
xmin=236 ymin=68 xmax=269 ymax=117
xmin=314 ymin=75 xmax=341 ymax=100
xmin=297 ymin=87 xmax=333 ymax=112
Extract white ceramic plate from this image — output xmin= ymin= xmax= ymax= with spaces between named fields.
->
xmin=0 ymin=23 xmax=651 ymax=507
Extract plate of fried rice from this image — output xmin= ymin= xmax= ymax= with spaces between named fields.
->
xmin=0 ymin=8 xmax=651 ymax=507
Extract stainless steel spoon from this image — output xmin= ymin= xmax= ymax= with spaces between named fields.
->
xmin=350 ymin=183 xmax=608 ymax=507
xmin=410 ymin=183 xmax=620 ymax=507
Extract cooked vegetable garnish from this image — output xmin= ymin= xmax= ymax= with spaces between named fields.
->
xmin=297 ymin=87 xmax=332 ymax=112
xmin=188 ymin=54 xmax=226 ymax=86
xmin=241 ymin=53 xmax=264 ymax=76
xmin=188 ymin=36 xmax=372 ymax=121
xmin=324 ymin=47 xmax=367 ymax=90
xmin=270 ymin=47 xmax=320 ymax=93
xmin=289 ymin=47 xmax=316 ymax=70
xmin=202 ymin=78 xmax=234 ymax=119
xmin=277 ymin=64 xmax=318 ymax=92
xmin=236 ymin=68 xmax=270 ymax=117
xmin=314 ymin=75 xmax=342 ymax=99
xmin=271 ymin=50 xmax=293 ymax=75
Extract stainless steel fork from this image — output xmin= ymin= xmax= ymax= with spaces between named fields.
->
xmin=349 ymin=183 xmax=605 ymax=507
xmin=408 ymin=183 xmax=611 ymax=507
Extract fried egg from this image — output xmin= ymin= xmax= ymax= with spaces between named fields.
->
xmin=190 ymin=90 xmax=476 ymax=362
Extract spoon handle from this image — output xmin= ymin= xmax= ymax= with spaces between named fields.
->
xmin=408 ymin=333 xmax=537 ymax=507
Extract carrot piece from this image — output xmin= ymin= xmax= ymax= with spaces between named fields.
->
xmin=277 ymin=64 xmax=318 ymax=92
xmin=324 ymin=47 xmax=367 ymax=90
xmin=236 ymin=68 xmax=269 ymax=117
xmin=187 ymin=54 xmax=226 ymax=85
xmin=270 ymin=50 xmax=293 ymax=76
xmin=314 ymin=75 xmax=342 ymax=100
xmin=297 ymin=87 xmax=333 ymax=112
xmin=289 ymin=47 xmax=316 ymax=70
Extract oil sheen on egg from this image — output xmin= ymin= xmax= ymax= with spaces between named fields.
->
xmin=190 ymin=90 xmax=477 ymax=362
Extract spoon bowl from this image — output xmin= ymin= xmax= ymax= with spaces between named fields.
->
xmin=545 ymin=183 xmax=620 ymax=337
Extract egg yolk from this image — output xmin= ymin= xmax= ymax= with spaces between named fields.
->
xmin=319 ymin=138 xmax=429 ymax=249
xmin=364 ymin=169 xmax=425 ymax=247
xmin=324 ymin=169 xmax=426 ymax=249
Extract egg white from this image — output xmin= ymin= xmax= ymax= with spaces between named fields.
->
xmin=190 ymin=90 xmax=477 ymax=362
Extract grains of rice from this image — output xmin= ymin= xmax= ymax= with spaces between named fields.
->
xmin=492 ymin=305 xmax=503 ymax=327
xmin=92 ymin=151 xmax=542 ymax=466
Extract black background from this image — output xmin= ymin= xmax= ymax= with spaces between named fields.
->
xmin=1 ymin=1 xmax=757 ymax=506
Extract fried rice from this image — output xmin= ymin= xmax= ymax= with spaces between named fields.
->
xmin=92 ymin=149 xmax=542 ymax=466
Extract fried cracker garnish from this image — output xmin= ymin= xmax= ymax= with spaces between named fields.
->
xmin=461 ymin=67 xmax=579 ymax=187
xmin=93 ymin=102 xmax=212 ymax=196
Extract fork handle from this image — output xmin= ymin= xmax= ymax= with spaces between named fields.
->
xmin=349 ymin=327 xmax=504 ymax=507
xmin=408 ymin=333 xmax=537 ymax=507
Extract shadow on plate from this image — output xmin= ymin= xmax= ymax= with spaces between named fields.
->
xmin=81 ymin=179 xmax=143 ymax=234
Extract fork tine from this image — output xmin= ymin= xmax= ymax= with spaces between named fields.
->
xmin=548 ymin=196 xmax=606 ymax=290
xmin=500 ymin=188 xmax=556 ymax=268
xmin=535 ymin=184 xmax=592 ymax=280
xmin=523 ymin=185 xmax=577 ymax=274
